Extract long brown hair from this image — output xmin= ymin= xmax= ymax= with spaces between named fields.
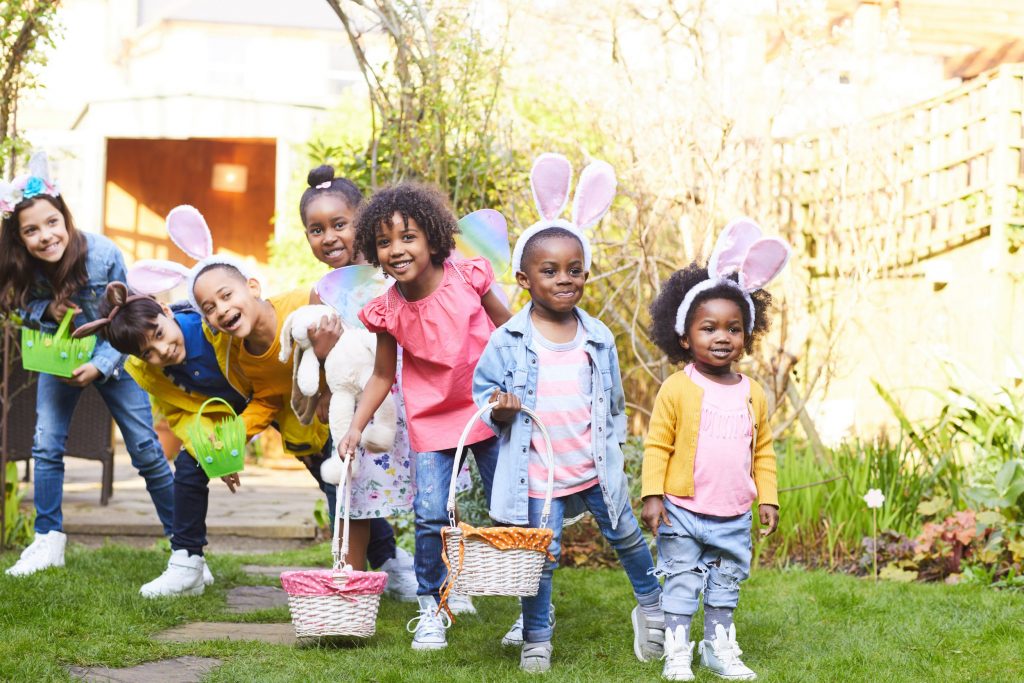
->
xmin=0 ymin=195 xmax=89 ymax=315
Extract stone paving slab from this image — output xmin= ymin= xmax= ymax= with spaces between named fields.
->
xmin=153 ymin=622 xmax=297 ymax=646
xmin=241 ymin=564 xmax=322 ymax=577
xmin=226 ymin=585 xmax=290 ymax=613
xmin=67 ymin=656 xmax=222 ymax=682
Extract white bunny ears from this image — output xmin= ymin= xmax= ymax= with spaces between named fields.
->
xmin=127 ymin=205 xmax=261 ymax=311
xmin=674 ymin=217 xmax=791 ymax=336
xmin=510 ymin=153 xmax=617 ymax=273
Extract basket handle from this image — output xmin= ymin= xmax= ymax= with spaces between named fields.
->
xmin=332 ymin=450 xmax=354 ymax=573
xmin=195 ymin=396 xmax=240 ymax=419
xmin=445 ymin=401 xmax=555 ymax=530
xmin=55 ymin=309 xmax=76 ymax=339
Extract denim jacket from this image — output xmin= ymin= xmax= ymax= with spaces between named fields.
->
xmin=23 ymin=232 xmax=127 ymax=380
xmin=472 ymin=303 xmax=630 ymax=529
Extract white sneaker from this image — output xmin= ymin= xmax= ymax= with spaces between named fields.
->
xmin=381 ymin=555 xmax=418 ymax=602
xmin=393 ymin=546 xmax=414 ymax=567
xmin=520 ymin=640 xmax=553 ymax=673
xmin=502 ymin=604 xmax=556 ymax=646
xmin=407 ymin=595 xmax=451 ymax=650
xmin=203 ymin=560 xmax=214 ymax=586
xmin=139 ymin=549 xmax=206 ymax=598
xmin=5 ymin=531 xmax=66 ymax=577
xmin=632 ymin=605 xmax=666 ymax=661
xmin=662 ymin=625 xmax=695 ymax=681
xmin=447 ymin=593 xmax=476 ymax=615
xmin=699 ymin=623 xmax=757 ymax=680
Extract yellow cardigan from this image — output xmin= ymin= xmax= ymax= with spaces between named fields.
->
xmin=641 ymin=369 xmax=779 ymax=507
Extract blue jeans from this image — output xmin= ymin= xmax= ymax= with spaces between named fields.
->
xmin=415 ymin=436 xmax=499 ymax=599
xmin=522 ymin=483 xmax=662 ymax=643
xmin=170 ymin=449 xmax=209 ymax=555
xmin=656 ymin=497 xmax=752 ymax=617
xmin=32 ymin=371 xmax=174 ymax=535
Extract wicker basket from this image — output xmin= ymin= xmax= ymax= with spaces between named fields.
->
xmin=440 ymin=401 xmax=555 ymax=599
xmin=281 ymin=451 xmax=387 ymax=638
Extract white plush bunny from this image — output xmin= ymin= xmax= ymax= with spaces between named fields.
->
xmin=510 ymin=152 xmax=617 ymax=273
xmin=278 ymin=304 xmax=336 ymax=398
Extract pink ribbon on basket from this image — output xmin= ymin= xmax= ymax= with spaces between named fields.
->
xmin=280 ymin=569 xmax=388 ymax=600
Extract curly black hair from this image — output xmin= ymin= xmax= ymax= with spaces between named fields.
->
xmin=649 ymin=261 xmax=772 ymax=364
xmin=520 ymin=227 xmax=585 ymax=271
xmin=353 ymin=183 xmax=458 ymax=268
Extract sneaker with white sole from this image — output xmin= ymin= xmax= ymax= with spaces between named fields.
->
xmin=520 ymin=640 xmax=553 ymax=673
xmin=447 ymin=593 xmax=476 ymax=615
xmin=5 ymin=531 xmax=66 ymax=577
xmin=203 ymin=560 xmax=214 ymax=586
xmin=139 ymin=549 xmax=206 ymax=598
xmin=662 ymin=625 xmax=695 ymax=681
xmin=502 ymin=604 xmax=556 ymax=647
xmin=699 ymin=623 xmax=757 ymax=680
xmin=407 ymin=595 xmax=451 ymax=650
xmin=381 ymin=555 xmax=418 ymax=602
xmin=632 ymin=605 xmax=666 ymax=661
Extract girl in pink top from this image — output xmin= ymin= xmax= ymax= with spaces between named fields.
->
xmin=337 ymin=183 xmax=511 ymax=652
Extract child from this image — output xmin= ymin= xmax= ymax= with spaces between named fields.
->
xmin=297 ymin=165 xmax=417 ymax=600
xmin=336 ymin=182 xmax=511 ymax=650
xmin=74 ymin=282 xmax=249 ymax=596
xmin=473 ymin=154 xmax=664 ymax=673
xmin=0 ymin=155 xmax=174 ymax=577
xmin=641 ymin=219 xmax=788 ymax=681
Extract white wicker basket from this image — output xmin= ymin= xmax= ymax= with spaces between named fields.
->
xmin=281 ymin=451 xmax=386 ymax=638
xmin=441 ymin=401 xmax=555 ymax=598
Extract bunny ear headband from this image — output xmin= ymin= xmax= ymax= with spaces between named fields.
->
xmin=674 ymin=217 xmax=791 ymax=336
xmin=72 ymin=283 xmax=153 ymax=339
xmin=0 ymin=151 xmax=61 ymax=218
xmin=510 ymin=152 xmax=617 ymax=273
xmin=127 ymin=205 xmax=261 ymax=311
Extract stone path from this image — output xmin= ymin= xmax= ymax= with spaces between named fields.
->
xmin=153 ymin=622 xmax=297 ymax=646
xmin=226 ymin=585 xmax=289 ymax=613
xmin=67 ymin=656 xmax=222 ymax=682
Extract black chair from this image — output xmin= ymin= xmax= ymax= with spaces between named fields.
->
xmin=2 ymin=362 xmax=115 ymax=505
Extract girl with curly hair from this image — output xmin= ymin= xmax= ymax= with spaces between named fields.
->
xmin=641 ymin=218 xmax=790 ymax=681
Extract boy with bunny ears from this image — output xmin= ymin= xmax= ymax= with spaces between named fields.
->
xmin=473 ymin=154 xmax=664 ymax=674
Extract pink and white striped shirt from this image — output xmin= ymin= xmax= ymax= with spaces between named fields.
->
xmin=528 ymin=323 xmax=598 ymax=499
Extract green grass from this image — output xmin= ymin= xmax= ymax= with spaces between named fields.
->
xmin=1 ymin=543 xmax=1023 ymax=682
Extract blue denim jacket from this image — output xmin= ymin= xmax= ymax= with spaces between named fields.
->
xmin=24 ymin=232 xmax=127 ymax=379
xmin=472 ymin=303 xmax=630 ymax=529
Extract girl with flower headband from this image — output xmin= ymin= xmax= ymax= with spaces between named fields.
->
xmin=0 ymin=152 xmax=175 ymax=578
xmin=642 ymin=218 xmax=789 ymax=681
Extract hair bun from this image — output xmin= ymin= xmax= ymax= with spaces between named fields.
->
xmin=104 ymin=282 xmax=129 ymax=307
xmin=307 ymin=165 xmax=336 ymax=188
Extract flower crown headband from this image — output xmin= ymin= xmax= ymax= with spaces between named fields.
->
xmin=674 ymin=218 xmax=792 ymax=336
xmin=0 ymin=151 xmax=61 ymax=219
xmin=126 ymin=205 xmax=261 ymax=311
xmin=510 ymin=152 xmax=617 ymax=273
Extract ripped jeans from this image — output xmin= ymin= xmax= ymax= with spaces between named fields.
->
xmin=656 ymin=497 xmax=752 ymax=616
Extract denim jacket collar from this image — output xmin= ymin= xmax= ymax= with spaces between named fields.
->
xmin=503 ymin=302 xmax=613 ymax=347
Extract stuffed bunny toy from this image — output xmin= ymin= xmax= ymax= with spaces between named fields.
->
xmin=674 ymin=217 xmax=791 ymax=336
xmin=278 ymin=304 xmax=336 ymax=398
xmin=510 ymin=152 xmax=617 ymax=273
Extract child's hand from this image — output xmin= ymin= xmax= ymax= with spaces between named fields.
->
xmin=309 ymin=314 xmax=342 ymax=361
xmin=758 ymin=503 xmax=779 ymax=536
xmin=489 ymin=389 xmax=522 ymax=423
xmin=221 ymin=473 xmax=241 ymax=493
xmin=47 ymin=299 xmax=80 ymax=322
xmin=641 ymin=496 xmax=671 ymax=535
xmin=338 ymin=427 xmax=361 ymax=458
xmin=61 ymin=363 xmax=100 ymax=388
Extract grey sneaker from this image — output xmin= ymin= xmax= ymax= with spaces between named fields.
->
xmin=699 ymin=624 xmax=756 ymax=680
xmin=407 ymin=596 xmax=451 ymax=650
xmin=520 ymin=640 xmax=553 ymax=673
xmin=632 ymin=605 xmax=666 ymax=661
xmin=502 ymin=604 xmax=556 ymax=647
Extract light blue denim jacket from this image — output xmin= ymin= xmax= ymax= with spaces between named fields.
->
xmin=472 ymin=303 xmax=630 ymax=529
xmin=23 ymin=232 xmax=127 ymax=380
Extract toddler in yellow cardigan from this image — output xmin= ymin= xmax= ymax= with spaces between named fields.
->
xmin=640 ymin=219 xmax=790 ymax=682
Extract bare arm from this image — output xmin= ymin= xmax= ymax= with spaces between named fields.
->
xmin=337 ymin=332 xmax=397 ymax=455
xmin=481 ymin=288 xmax=512 ymax=327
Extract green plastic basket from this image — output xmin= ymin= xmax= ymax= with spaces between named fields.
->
xmin=21 ymin=309 xmax=96 ymax=378
xmin=187 ymin=397 xmax=247 ymax=478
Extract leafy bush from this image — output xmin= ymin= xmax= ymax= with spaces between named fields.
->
xmin=3 ymin=462 xmax=34 ymax=548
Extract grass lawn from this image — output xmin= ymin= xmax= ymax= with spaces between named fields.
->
xmin=1 ymin=543 xmax=1022 ymax=682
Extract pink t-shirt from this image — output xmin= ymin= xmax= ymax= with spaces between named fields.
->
xmin=359 ymin=257 xmax=496 ymax=452
xmin=666 ymin=364 xmax=757 ymax=516
xmin=527 ymin=322 xmax=597 ymax=499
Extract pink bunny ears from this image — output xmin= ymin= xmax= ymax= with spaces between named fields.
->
xmin=127 ymin=205 xmax=260 ymax=311
xmin=674 ymin=217 xmax=791 ymax=336
xmin=510 ymin=153 xmax=617 ymax=273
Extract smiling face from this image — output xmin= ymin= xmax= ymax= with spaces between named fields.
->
xmin=516 ymin=234 xmax=587 ymax=318
xmin=136 ymin=309 xmax=187 ymax=367
xmin=304 ymin=194 xmax=358 ymax=268
xmin=17 ymin=198 xmax=69 ymax=264
xmin=192 ymin=266 xmax=263 ymax=338
xmin=681 ymin=297 xmax=746 ymax=374
xmin=374 ymin=212 xmax=438 ymax=290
